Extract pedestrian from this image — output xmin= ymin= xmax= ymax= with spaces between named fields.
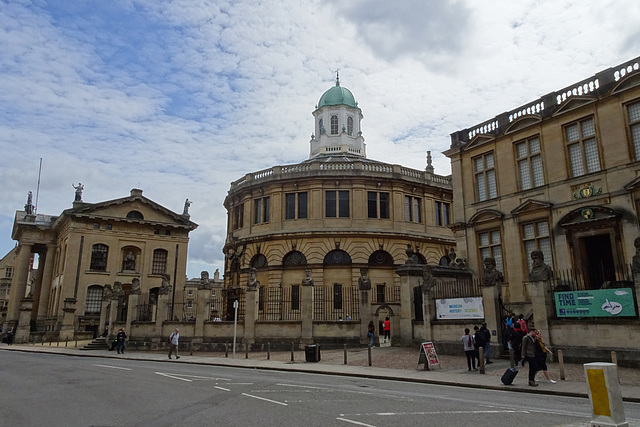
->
xmin=346 ymin=314 xmax=351 ymax=321
xmin=473 ymin=326 xmax=486 ymax=363
xmin=534 ymin=330 xmax=556 ymax=383
xmin=512 ymin=325 xmax=524 ymax=364
xmin=462 ymin=328 xmax=477 ymax=371
xmin=516 ymin=314 xmax=529 ymax=333
xmin=479 ymin=322 xmax=492 ymax=363
xmin=383 ymin=317 xmax=390 ymax=343
xmin=6 ymin=327 xmax=14 ymax=345
xmin=367 ymin=321 xmax=375 ymax=347
xmin=168 ymin=328 xmax=180 ymax=359
xmin=521 ymin=328 xmax=540 ymax=386
xmin=116 ymin=328 xmax=127 ymax=354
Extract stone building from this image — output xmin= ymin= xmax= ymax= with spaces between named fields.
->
xmin=3 ymin=188 xmax=197 ymax=341
xmin=222 ymin=75 xmax=455 ymax=343
xmin=444 ymin=56 xmax=640 ymax=315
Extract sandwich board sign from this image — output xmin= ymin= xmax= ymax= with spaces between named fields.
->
xmin=417 ymin=342 xmax=440 ymax=370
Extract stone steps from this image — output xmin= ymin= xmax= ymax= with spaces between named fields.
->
xmin=80 ymin=336 xmax=109 ymax=351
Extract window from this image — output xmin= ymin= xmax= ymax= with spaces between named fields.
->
xmin=347 ymin=116 xmax=354 ymax=136
xmin=330 ymin=115 xmax=338 ymax=135
xmin=285 ymin=192 xmax=308 ymax=220
xmin=253 ymin=196 xmax=271 ymax=224
xmin=376 ymin=284 xmax=386 ymax=304
xmin=126 ymin=210 xmax=144 ymax=220
xmin=627 ymin=101 xmax=640 ymax=160
xmin=106 ymin=224 xmax=112 ymax=230
xmin=152 ymin=249 xmax=168 ymax=274
xmin=291 ymin=285 xmax=300 ymax=311
xmin=522 ymin=221 xmax=552 ymax=271
xmin=319 ymin=118 xmax=324 ymax=134
xmin=85 ymin=285 xmax=103 ymax=315
xmin=93 ymin=222 xmax=99 ymax=229
xmin=474 ymin=153 xmax=497 ymax=201
xmin=565 ymin=117 xmax=600 ymax=177
xmin=368 ymin=191 xmax=390 ymax=219
xmin=516 ymin=136 xmax=544 ymax=190
xmin=325 ymin=190 xmax=349 ymax=218
xmin=90 ymin=244 xmax=108 ymax=271
xmin=187 ymin=289 xmax=194 ymax=297
xmin=435 ymin=201 xmax=450 ymax=226
xmin=333 ymin=283 xmax=343 ymax=310
xmin=233 ymin=203 xmax=244 ymax=230
xmin=478 ymin=230 xmax=503 ymax=273
xmin=4 ymin=267 xmax=12 ymax=278
xmin=404 ymin=196 xmax=422 ymax=223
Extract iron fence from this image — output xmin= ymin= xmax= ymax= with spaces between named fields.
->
xmin=371 ymin=285 xmax=401 ymax=304
xmin=207 ymin=290 xmax=245 ymax=321
xmin=431 ymin=276 xmax=483 ymax=300
xmin=313 ymin=286 xmax=359 ymax=321
xmin=258 ymin=286 xmax=300 ymax=321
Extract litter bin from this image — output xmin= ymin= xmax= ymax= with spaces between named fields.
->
xmin=305 ymin=344 xmax=321 ymax=362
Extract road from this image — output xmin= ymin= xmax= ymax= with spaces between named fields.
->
xmin=1 ymin=351 xmax=639 ymax=427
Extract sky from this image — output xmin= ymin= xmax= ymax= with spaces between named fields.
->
xmin=1 ymin=0 xmax=639 ymax=279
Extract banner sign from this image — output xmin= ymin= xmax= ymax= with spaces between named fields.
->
xmin=435 ymin=297 xmax=484 ymax=320
xmin=417 ymin=342 xmax=440 ymax=370
xmin=555 ymin=288 xmax=636 ymax=318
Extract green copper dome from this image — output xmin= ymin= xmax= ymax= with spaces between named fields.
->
xmin=318 ymin=80 xmax=357 ymax=109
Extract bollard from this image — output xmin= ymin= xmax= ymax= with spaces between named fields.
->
xmin=478 ymin=347 xmax=485 ymax=374
xmin=190 ymin=341 xmax=193 ymax=356
xmin=49 ymin=338 xmax=52 ymax=347
xmin=245 ymin=343 xmax=249 ymax=359
xmin=315 ymin=344 xmax=320 ymax=362
xmin=584 ymin=362 xmax=627 ymax=427
xmin=558 ymin=349 xmax=566 ymax=381
xmin=57 ymin=337 xmax=60 ymax=347
xmin=368 ymin=345 xmax=372 ymax=367
xmin=509 ymin=348 xmax=514 ymax=368
xmin=291 ymin=342 xmax=295 ymax=362
xmin=75 ymin=338 xmax=78 ymax=347
xmin=343 ymin=344 xmax=348 ymax=365
xmin=611 ymin=351 xmax=620 ymax=384
xmin=225 ymin=342 xmax=229 ymax=358
xmin=65 ymin=339 xmax=68 ymax=347
xmin=267 ymin=342 xmax=271 ymax=360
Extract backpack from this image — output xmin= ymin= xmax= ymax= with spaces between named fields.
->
xmin=474 ymin=331 xmax=486 ymax=348
xmin=168 ymin=333 xmax=173 ymax=344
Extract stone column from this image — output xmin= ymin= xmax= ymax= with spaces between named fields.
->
xmin=301 ymin=277 xmax=314 ymax=345
xmin=99 ymin=298 xmax=110 ymax=334
xmin=59 ymin=298 xmax=77 ymax=341
xmin=16 ymin=297 xmax=34 ymax=343
xmin=36 ymin=246 xmax=56 ymax=318
xmin=359 ymin=290 xmax=371 ymax=345
xmin=108 ymin=297 xmax=119 ymax=336
xmin=194 ymin=288 xmax=209 ymax=344
xmin=126 ymin=293 xmax=139 ymax=338
xmin=155 ymin=293 xmax=170 ymax=337
xmin=243 ymin=286 xmax=258 ymax=346
xmin=528 ymin=280 xmax=552 ymax=343
xmin=394 ymin=263 xmax=424 ymax=346
xmin=5 ymin=243 xmax=33 ymax=327
xmin=481 ymin=282 xmax=502 ymax=355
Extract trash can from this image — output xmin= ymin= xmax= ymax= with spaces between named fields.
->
xmin=305 ymin=344 xmax=321 ymax=362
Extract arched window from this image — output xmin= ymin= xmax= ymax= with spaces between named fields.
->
xmin=347 ymin=116 xmax=354 ymax=136
xmin=319 ymin=119 xmax=324 ymax=134
xmin=323 ymin=249 xmax=352 ymax=265
xmin=368 ymin=250 xmax=394 ymax=266
xmin=251 ymin=254 xmax=268 ymax=268
xmin=283 ymin=251 xmax=307 ymax=266
xmin=126 ymin=210 xmax=144 ymax=220
xmin=152 ymin=249 xmax=168 ymax=274
xmin=90 ymin=244 xmax=108 ymax=271
xmin=330 ymin=115 xmax=338 ymax=135
xmin=85 ymin=285 xmax=103 ymax=315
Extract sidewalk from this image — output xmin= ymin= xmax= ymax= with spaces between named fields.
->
xmin=3 ymin=343 xmax=640 ymax=403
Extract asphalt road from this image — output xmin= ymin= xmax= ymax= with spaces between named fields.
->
xmin=2 ymin=351 xmax=639 ymax=427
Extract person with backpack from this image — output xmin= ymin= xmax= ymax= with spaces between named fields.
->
xmin=479 ymin=322 xmax=492 ymax=364
xmin=473 ymin=326 xmax=486 ymax=364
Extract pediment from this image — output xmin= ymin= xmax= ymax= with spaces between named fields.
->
xmin=558 ymin=206 xmax=621 ymax=228
xmin=511 ymin=199 xmax=553 ymax=216
xmin=464 ymin=134 xmax=495 ymax=151
xmin=468 ymin=209 xmax=504 ymax=225
xmin=624 ymin=175 xmax=640 ymax=191
xmin=552 ymin=96 xmax=596 ymax=117
xmin=611 ymin=72 xmax=640 ymax=94
xmin=61 ymin=194 xmax=197 ymax=229
xmin=504 ymin=116 xmax=542 ymax=135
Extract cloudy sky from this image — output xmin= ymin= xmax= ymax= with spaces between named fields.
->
xmin=1 ymin=0 xmax=639 ymax=278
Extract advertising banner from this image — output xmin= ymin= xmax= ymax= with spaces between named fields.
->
xmin=435 ymin=297 xmax=484 ymax=320
xmin=555 ymin=288 xmax=636 ymax=318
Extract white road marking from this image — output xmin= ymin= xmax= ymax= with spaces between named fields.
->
xmin=336 ymin=417 xmax=376 ymax=426
xmin=155 ymin=372 xmax=192 ymax=382
xmin=241 ymin=393 xmax=288 ymax=406
xmin=341 ymin=410 xmax=529 ymax=417
xmin=214 ymin=386 xmax=230 ymax=391
xmin=93 ymin=364 xmax=132 ymax=371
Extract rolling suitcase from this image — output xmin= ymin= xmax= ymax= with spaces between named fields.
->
xmin=501 ymin=367 xmax=518 ymax=385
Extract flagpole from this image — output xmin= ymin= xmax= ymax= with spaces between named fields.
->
xmin=35 ymin=158 xmax=42 ymax=214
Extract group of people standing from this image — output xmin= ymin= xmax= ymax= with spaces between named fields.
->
xmin=461 ymin=322 xmax=492 ymax=371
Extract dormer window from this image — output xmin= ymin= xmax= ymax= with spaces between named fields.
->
xmin=331 ymin=115 xmax=338 ymax=135
xmin=347 ymin=116 xmax=353 ymax=136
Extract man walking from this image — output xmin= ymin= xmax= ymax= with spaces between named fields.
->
xmin=521 ymin=328 xmax=539 ymax=386
xmin=116 ymin=328 xmax=127 ymax=354
xmin=479 ymin=322 xmax=492 ymax=363
xmin=168 ymin=328 xmax=180 ymax=360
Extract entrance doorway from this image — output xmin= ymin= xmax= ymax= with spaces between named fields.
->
xmin=579 ymin=234 xmax=615 ymax=289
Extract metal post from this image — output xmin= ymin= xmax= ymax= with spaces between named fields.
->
xmin=343 ymin=343 xmax=347 ymax=365
xmin=245 ymin=342 xmax=249 ymax=359
xmin=225 ymin=342 xmax=229 ymax=358
xmin=509 ymin=348 xmax=514 ymax=368
xmin=267 ymin=342 xmax=271 ymax=360
xmin=368 ymin=345 xmax=372 ymax=367
xmin=479 ymin=346 xmax=485 ymax=374
xmin=232 ymin=300 xmax=238 ymax=359
xmin=291 ymin=342 xmax=294 ymax=362
xmin=190 ymin=341 xmax=193 ymax=356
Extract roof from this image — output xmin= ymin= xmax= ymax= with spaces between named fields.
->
xmin=318 ymin=81 xmax=357 ymax=109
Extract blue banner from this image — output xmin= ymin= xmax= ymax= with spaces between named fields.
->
xmin=555 ymin=288 xmax=637 ymax=318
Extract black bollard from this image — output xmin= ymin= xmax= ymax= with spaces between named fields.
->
xmin=291 ymin=342 xmax=295 ymax=362
xmin=343 ymin=343 xmax=347 ymax=365
xmin=267 ymin=342 xmax=271 ymax=360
